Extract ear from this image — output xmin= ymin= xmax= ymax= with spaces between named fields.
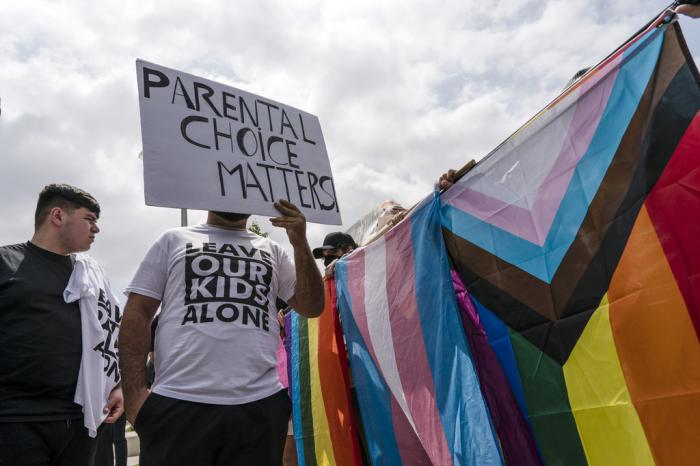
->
xmin=48 ymin=207 xmax=65 ymax=227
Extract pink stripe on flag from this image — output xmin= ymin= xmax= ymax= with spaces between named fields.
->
xmin=384 ymin=221 xmax=454 ymax=466
xmin=276 ymin=342 xmax=288 ymax=388
xmin=529 ymin=61 xmax=622 ymax=240
xmin=347 ymin=249 xmax=378 ymax=364
xmin=391 ymin=391 xmax=432 ymax=466
xmin=449 ymin=57 xmax=622 ymax=245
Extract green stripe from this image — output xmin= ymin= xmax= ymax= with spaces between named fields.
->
xmin=510 ymin=330 xmax=588 ymax=466
xmin=298 ymin=316 xmax=317 ymax=466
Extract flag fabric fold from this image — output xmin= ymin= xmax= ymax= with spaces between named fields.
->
xmin=287 ymin=15 xmax=700 ymax=466
xmin=335 ymin=194 xmax=503 ymax=466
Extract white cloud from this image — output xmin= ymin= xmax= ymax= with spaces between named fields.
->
xmin=1 ymin=0 xmax=698 ymax=294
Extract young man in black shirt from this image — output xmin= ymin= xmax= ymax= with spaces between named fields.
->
xmin=0 ymin=184 xmax=123 ymax=466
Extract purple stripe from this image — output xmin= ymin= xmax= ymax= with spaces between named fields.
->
xmin=449 ymin=58 xmax=622 ymax=245
xmin=451 ymin=271 xmax=543 ymax=466
xmin=385 ymin=222 xmax=454 ymax=465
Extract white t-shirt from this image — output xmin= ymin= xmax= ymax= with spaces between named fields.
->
xmin=64 ymin=254 xmax=121 ymax=437
xmin=125 ymin=224 xmax=296 ymax=405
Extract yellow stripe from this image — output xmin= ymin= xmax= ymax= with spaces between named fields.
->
xmin=308 ymin=318 xmax=337 ymax=466
xmin=563 ymin=294 xmax=655 ymax=466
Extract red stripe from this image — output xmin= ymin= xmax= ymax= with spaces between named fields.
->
xmin=317 ymin=277 xmax=363 ymax=466
xmin=331 ymin=276 xmax=364 ymax=466
xmin=645 ymin=112 xmax=700 ymax=339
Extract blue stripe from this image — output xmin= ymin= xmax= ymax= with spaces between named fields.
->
xmin=441 ymin=27 xmax=665 ymax=283
xmin=471 ymin=296 xmax=545 ymax=462
xmin=290 ymin=313 xmax=307 ymax=466
xmin=411 ymin=193 xmax=503 ymax=466
xmin=471 ymin=297 xmax=530 ymax=417
xmin=335 ymin=260 xmax=403 ymax=466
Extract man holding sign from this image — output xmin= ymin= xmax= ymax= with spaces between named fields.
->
xmin=119 ymin=201 xmax=323 ymax=466
xmin=121 ymin=61 xmax=329 ymax=465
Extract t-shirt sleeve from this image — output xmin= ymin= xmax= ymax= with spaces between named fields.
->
xmin=124 ymin=234 xmax=169 ymax=301
xmin=276 ymin=246 xmax=296 ymax=303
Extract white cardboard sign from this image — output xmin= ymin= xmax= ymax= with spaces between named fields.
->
xmin=136 ymin=59 xmax=341 ymax=225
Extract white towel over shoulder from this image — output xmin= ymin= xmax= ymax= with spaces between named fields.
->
xmin=64 ymin=254 xmax=121 ymax=438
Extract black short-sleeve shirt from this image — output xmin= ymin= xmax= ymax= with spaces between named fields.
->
xmin=0 ymin=242 xmax=83 ymax=421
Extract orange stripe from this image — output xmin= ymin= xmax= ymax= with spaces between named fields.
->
xmin=318 ymin=277 xmax=357 ymax=465
xmin=608 ymin=205 xmax=700 ymax=466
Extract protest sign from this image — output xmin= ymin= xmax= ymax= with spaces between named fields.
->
xmin=136 ymin=59 xmax=341 ymax=225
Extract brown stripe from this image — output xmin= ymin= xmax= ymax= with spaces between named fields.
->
xmin=443 ymin=228 xmax=555 ymax=323
xmin=551 ymin=25 xmax=685 ymax=318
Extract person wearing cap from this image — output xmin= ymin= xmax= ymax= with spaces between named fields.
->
xmin=312 ymin=232 xmax=358 ymax=267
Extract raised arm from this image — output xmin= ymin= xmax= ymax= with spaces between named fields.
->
xmin=118 ymin=293 xmax=160 ymax=424
xmin=271 ymin=200 xmax=324 ymax=318
xmin=676 ymin=3 xmax=700 ymax=19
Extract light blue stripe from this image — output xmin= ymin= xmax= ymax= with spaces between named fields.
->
xmin=290 ymin=313 xmax=307 ymax=466
xmin=411 ymin=194 xmax=503 ymax=466
xmin=441 ymin=27 xmax=665 ymax=283
xmin=335 ymin=260 xmax=403 ymax=466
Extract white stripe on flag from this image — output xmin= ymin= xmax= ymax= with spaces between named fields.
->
xmin=363 ymin=237 xmax=418 ymax=434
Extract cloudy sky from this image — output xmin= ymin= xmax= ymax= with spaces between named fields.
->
xmin=1 ymin=0 xmax=699 ymax=295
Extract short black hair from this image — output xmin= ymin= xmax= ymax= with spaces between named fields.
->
xmin=35 ymin=184 xmax=101 ymax=228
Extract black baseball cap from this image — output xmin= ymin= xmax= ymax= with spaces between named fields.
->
xmin=312 ymin=232 xmax=358 ymax=259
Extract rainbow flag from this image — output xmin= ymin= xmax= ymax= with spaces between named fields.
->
xmin=335 ymin=194 xmax=503 ymax=466
xmin=441 ymin=17 xmax=700 ymax=466
xmin=288 ymin=277 xmax=363 ymax=466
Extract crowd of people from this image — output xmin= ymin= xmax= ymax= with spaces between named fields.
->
xmin=0 ymin=169 xmax=427 ymax=466
xmin=1 ymin=4 xmax=698 ymax=466
xmin=0 ymin=164 xmax=486 ymax=466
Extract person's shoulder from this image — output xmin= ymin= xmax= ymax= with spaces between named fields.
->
xmin=72 ymin=252 xmax=112 ymax=280
xmin=0 ymin=242 xmax=27 ymax=251
xmin=0 ymin=243 xmax=28 ymax=273
xmin=249 ymin=233 xmax=281 ymax=248
xmin=0 ymin=242 xmax=28 ymax=259
xmin=262 ymin=238 xmax=293 ymax=263
xmin=149 ymin=226 xmax=197 ymax=244
xmin=163 ymin=225 xmax=194 ymax=236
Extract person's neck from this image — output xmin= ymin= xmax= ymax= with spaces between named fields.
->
xmin=206 ymin=213 xmax=248 ymax=230
xmin=30 ymin=230 xmax=70 ymax=255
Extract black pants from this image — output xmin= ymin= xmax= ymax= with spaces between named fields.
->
xmin=135 ymin=390 xmax=291 ymax=466
xmin=0 ymin=418 xmax=97 ymax=466
xmin=94 ymin=414 xmax=127 ymax=466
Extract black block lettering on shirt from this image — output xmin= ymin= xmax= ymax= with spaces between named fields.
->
xmin=183 ymin=243 xmax=274 ymax=331
xmin=94 ymin=289 xmax=121 ymax=384
xmin=180 ymin=303 xmax=270 ymax=331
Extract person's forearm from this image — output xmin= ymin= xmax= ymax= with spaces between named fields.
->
xmin=118 ymin=303 xmax=152 ymax=399
xmin=291 ymin=239 xmax=324 ymax=317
